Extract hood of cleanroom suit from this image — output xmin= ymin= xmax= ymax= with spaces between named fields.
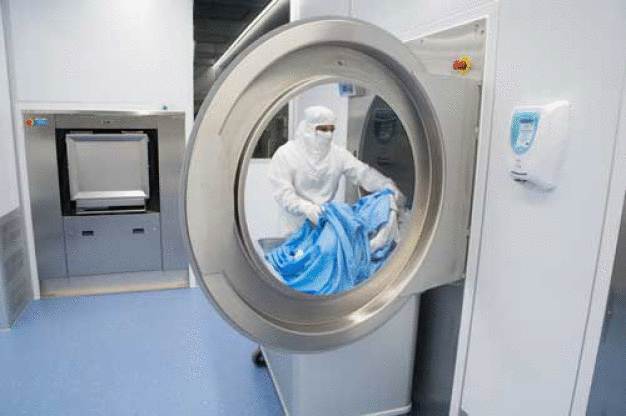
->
xmin=298 ymin=105 xmax=337 ymax=160
xmin=268 ymin=105 xmax=397 ymax=235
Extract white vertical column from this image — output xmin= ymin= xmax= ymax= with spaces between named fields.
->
xmin=0 ymin=1 xmax=19 ymax=218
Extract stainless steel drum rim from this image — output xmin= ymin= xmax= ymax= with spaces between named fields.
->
xmin=182 ymin=17 xmax=444 ymax=351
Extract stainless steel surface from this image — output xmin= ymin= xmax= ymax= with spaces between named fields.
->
xmin=156 ymin=115 xmax=188 ymax=271
xmin=183 ymin=18 xmax=464 ymax=352
xmin=39 ymin=270 xmax=188 ymax=298
xmin=360 ymin=96 xmax=416 ymax=203
xmin=0 ymin=208 xmax=32 ymax=329
xmin=23 ymin=114 xmax=67 ymax=279
xmin=55 ymin=113 xmax=160 ymax=129
xmin=65 ymin=133 xmax=150 ymax=209
xmin=63 ymin=213 xmax=162 ymax=276
xmin=23 ymin=112 xmax=188 ymax=283
xmin=257 ymin=238 xmax=284 ymax=254
xmin=403 ymin=75 xmax=479 ymax=295
xmin=262 ymin=295 xmax=419 ymax=416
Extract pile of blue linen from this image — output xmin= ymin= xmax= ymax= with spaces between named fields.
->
xmin=265 ymin=189 xmax=396 ymax=295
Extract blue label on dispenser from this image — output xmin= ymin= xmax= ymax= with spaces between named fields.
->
xmin=510 ymin=111 xmax=540 ymax=155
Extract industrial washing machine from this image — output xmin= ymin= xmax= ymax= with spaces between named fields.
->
xmin=182 ymin=17 xmax=478 ymax=415
xmin=23 ymin=112 xmax=188 ymax=296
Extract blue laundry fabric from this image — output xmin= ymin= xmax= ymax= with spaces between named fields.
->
xmin=265 ymin=189 xmax=396 ymax=295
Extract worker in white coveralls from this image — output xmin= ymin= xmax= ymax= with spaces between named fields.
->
xmin=268 ymin=105 xmax=405 ymax=251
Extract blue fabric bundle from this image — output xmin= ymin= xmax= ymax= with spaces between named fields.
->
xmin=265 ymin=189 xmax=396 ymax=295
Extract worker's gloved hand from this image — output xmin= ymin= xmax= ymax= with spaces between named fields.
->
xmin=388 ymin=185 xmax=406 ymax=208
xmin=370 ymin=210 xmax=399 ymax=252
xmin=301 ymin=202 xmax=324 ymax=226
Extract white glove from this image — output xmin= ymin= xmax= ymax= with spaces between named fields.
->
xmin=370 ymin=210 xmax=399 ymax=252
xmin=388 ymin=184 xmax=407 ymax=208
xmin=301 ymin=202 xmax=323 ymax=226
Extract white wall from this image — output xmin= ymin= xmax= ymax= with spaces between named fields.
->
xmin=351 ymin=0 xmax=489 ymax=40
xmin=291 ymin=0 xmax=350 ymax=21
xmin=2 ymin=0 xmax=195 ymax=292
xmin=5 ymin=0 xmax=193 ymax=115
xmin=349 ymin=0 xmax=626 ymax=414
xmin=0 ymin=1 xmax=19 ymax=218
xmin=460 ymin=1 xmax=626 ymax=414
xmin=245 ymin=159 xmax=284 ymax=245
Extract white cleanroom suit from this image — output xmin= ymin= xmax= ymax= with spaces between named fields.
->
xmin=268 ymin=106 xmax=403 ymax=243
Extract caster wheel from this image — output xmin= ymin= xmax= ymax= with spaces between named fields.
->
xmin=252 ymin=348 xmax=267 ymax=367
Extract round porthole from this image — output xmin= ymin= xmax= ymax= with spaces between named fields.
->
xmin=182 ymin=17 xmax=444 ymax=352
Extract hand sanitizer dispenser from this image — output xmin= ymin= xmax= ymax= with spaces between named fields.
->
xmin=510 ymin=101 xmax=570 ymax=191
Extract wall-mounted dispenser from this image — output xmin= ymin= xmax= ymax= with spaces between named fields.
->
xmin=509 ymin=101 xmax=570 ymax=191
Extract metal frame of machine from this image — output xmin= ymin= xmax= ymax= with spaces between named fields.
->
xmin=182 ymin=17 xmax=476 ymax=352
xmin=22 ymin=111 xmax=188 ymax=294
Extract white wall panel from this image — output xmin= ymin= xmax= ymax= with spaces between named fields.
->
xmin=351 ymin=0 xmax=490 ymax=39
xmin=461 ymin=1 xmax=626 ymax=414
xmin=6 ymin=0 xmax=193 ymax=115
xmin=0 ymin=1 xmax=19 ymax=217
xmin=291 ymin=0 xmax=350 ymax=21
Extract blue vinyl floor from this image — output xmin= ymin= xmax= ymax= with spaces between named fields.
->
xmin=0 ymin=288 xmax=283 ymax=416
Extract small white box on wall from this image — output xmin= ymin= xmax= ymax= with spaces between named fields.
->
xmin=509 ymin=101 xmax=571 ymax=191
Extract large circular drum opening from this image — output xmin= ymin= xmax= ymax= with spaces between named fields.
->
xmin=182 ymin=18 xmax=444 ymax=351
xmin=239 ymin=82 xmax=418 ymax=298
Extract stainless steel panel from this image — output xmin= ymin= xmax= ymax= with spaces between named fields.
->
xmin=156 ymin=115 xmax=187 ymax=270
xmin=65 ymin=133 xmax=150 ymax=208
xmin=360 ymin=97 xmax=416 ymax=203
xmin=55 ymin=114 xmax=159 ymax=130
xmin=23 ymin=113 xmax=68 ymax=279
xmin=63 ymin=213 xmax=161 ymax=276
xmin=183 ymin=18 xmax=451 ymax=351
xmin=262 ymin=296 xmax=419 ymax=416
xmin=0 ymin=208 xmax=32 ymax=329
xmin=25 ymin=111 xmax=188 ymax=283
xmin=403 ymin=74 xmax=479 ymax=295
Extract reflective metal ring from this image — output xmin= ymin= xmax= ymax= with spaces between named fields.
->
xmin=182 ymin=17 xmax=443 ymax=352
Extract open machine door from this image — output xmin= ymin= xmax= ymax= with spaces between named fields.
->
xmin=182 ymin=17 xmax=475 ymax=352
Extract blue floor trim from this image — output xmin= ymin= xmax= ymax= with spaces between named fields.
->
xmin=0 ymin=288 xmax=282 ymax=416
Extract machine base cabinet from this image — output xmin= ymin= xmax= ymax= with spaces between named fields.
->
xmin=262 ymin=296 xmax=419 ymax=416
xmin=63 ymin=213 xmax=162 ymax=276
